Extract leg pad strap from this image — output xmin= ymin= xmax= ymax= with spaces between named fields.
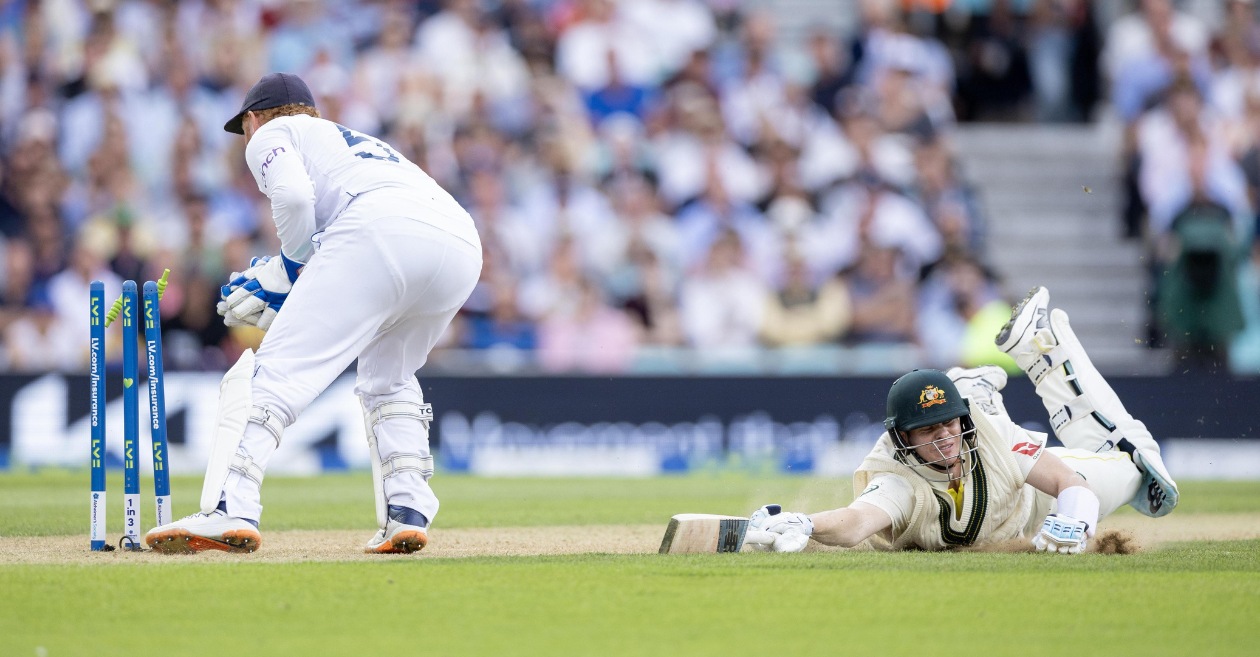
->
xmin=382 ymin=453 xmax=435 ymax=479
xmin=369 ymin=401 xmax=433 ymax=427
xmin=1023 ymin=341 xmax=1067 ymax=386
xmin=1049 ymin=395 xmax=1102 ymax=433
xmin=229 ymin=452 xmax=265 ymax=487
xmin=249 ymin=405 xmax=286 ymax=447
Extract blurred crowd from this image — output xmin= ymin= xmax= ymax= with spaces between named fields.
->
xmin=0 ymin=0 xmax=1254 ymax=376
xmin=1105 ymin=0 xmax=1260 ymax=373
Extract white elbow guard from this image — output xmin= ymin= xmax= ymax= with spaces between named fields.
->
xmin=1054 ymin=485 xmax=1100 ymax=536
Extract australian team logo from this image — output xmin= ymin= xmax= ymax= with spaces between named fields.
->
xmin=919 ymin=385 xmax=947 ymax=409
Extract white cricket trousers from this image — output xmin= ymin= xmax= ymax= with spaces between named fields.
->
xmin=223 ymin=207 xmax=482 ymax=523
xmin=1031 ymin=447 xmax=1142 ymax=523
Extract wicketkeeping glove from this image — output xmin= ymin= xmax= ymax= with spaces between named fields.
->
xmin=1032 ymin=513 xmax=1093 ymax=554
xmin=219 ymin=255 xmax=302 ymax=331
xmin=748 ymin=504 xmax=814 ymax=553
xmin=217 ymin=299 xmax=270 ymax=329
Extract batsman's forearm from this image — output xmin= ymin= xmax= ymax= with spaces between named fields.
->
xmin=807 ymin=506 xmax=887 ymax=548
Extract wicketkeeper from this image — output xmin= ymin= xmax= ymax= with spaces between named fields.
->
xmin=749 ymin=286 xmax=1180 ymax=554
xmin=144 ymin=73 xmax=482 ymax=554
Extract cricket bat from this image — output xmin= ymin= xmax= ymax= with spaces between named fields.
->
xmin=657 ymin=514 xmax=776 ymax=554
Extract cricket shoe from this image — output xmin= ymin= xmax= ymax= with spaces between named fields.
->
xmin=145 ymin=504 xmax=261 ymax=554
xmin=365 ymin=505 xmax=430 ymax=554
xmin=995 ymin=286 xmax=1050 ymax=355
xmin=1120 ymin=442 xmax=1180 ymax=518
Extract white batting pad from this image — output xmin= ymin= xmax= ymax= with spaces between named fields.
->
xmin=200 ymin=349 xmax=255 ymax=514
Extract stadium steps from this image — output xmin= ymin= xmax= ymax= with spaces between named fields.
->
xmin=953 ymin=123 xmax=1172 ymax=375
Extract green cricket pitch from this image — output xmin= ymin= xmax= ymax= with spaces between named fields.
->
xmin=1 ymin=472 xmax=1257 ymax=656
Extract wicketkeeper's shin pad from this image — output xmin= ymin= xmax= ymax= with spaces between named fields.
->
xmin=361 ymin=396 xmax=436 ymax=529
xmin=201 ymin=349 xmax=286 ymax=520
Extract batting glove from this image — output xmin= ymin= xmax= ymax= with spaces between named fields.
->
xmin=1032 ymin=513 xmax=1091 ymax=554
xmin=749 ymin=504 xmax=814 ymax=553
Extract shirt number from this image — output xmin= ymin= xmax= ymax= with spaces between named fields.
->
xmin=335 ymin=123 xmax=399 ymax=162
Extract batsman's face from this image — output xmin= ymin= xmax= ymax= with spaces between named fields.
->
xmin=906 ymin=417 xmax=963 ymax=466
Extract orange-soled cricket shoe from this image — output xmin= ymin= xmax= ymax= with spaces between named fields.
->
xmin=365 ymin=505 xmax=429 ymax=554
xmin=145 ymin=508 xmax=261 ymax=553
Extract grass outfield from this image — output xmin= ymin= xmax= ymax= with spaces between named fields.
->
xmin=1 ymin=473 xmax=1258 ymax=656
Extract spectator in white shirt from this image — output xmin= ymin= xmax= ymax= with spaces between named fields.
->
xmin=801 ymin=178 xmax=943 ymax=281
xmin=414 ymin=0 xmax=531 ymax=117
xmin=653 ymin=87 xmax=766 ymax=208
xmin=4 ymin=288 xmax=83 ymax=372
xmin=679 ymin=229 xmax=767 ymax=349
xmin=675 ymin=173 xmax=782 ymax=284
xmin=1137 ymin=77 xmax=1252 ymax=244
xmin=620 ymin=0 xmax=717 ymax=80
xmin=555 ymin=0 xmax=660 ymax=91
xmin=1103 ymin=0 xmax=1209 ymax=89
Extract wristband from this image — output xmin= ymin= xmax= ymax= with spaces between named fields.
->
xmin=280 ymin=252 xmax=305 ymax=282
xmin=1055 ymin=485 xmax=1100 ymax=531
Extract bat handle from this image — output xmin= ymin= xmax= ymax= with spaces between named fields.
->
xmin=743 ymin=529 xmax=778 ymax=547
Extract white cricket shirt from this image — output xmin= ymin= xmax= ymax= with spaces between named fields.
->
xmin=854 ymin=406 xmax=1049 ymax=533
xmin=244 ymin=114 xmax=478 ymax=263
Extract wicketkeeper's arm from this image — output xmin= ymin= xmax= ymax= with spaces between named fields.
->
xmin=245 ymin=124 xmax=316 ymax=265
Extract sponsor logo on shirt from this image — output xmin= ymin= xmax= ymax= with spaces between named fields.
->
xmin=259 ymin=146 xmax=287 ymax=183
xmin=1012 ymin=441 xmax=1042 ymax=457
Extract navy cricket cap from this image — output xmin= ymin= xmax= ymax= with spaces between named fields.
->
xmin=223 ymin=72 xmax=315 ymax=135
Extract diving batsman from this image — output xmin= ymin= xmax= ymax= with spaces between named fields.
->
xmin=748 ymin=286 xmax=1179 ymax=554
